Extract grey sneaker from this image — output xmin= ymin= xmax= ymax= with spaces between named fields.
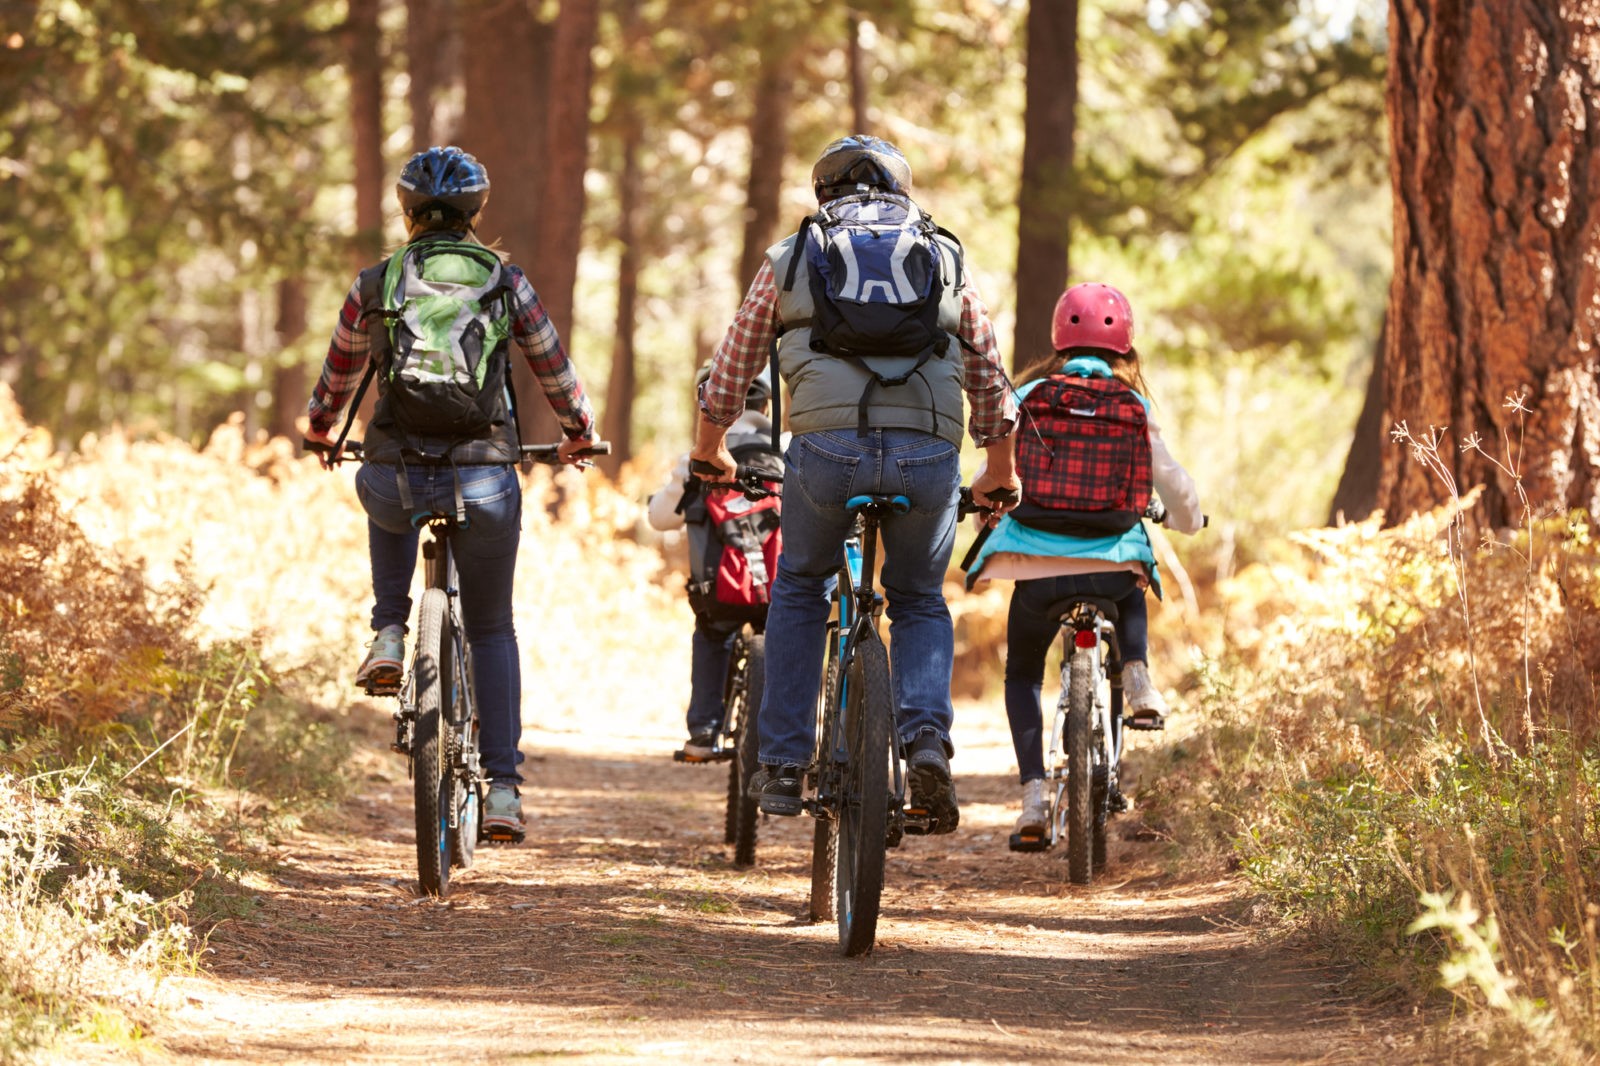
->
xmin=482 ymin=784 xmax=525 ymax=843
xmin=355 ymin=625 xmax=406 ymax=692
xmin=1123 ymin=660 xmax=1168 ymax=729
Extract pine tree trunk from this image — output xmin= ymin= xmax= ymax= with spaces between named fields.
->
xmin=526 ymin=0 xmax=599 ymax=445
xmin=1328 ymin=312 xmax=1389 ymax=525
xmin=462 ymin=0 xmax=553 ymax=440
xmin=1013 ymin=0 xmax=1080 ymax=374
xmin=273 ymin=277 xmax=309 ymax=442
xmin=406 ymin=0 xmax=439 ymax=148
xmin=600 ymin=125 xmax=642 ymax=477
xmin=1379 ymin=0 xmax=1600 ymax=526
xmin=737 ymin=49 xmax=797 ymax=293
xmin=848 ymin=11 xmax=870 ymax=135
xmin=346 ymin=0 xmax=386 ymax=268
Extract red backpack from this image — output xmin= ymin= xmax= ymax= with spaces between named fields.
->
xmin=684 ymin=437 xmax=784 ymax=624
xmin=1012 ymin=374 xmax=1152 ymax=537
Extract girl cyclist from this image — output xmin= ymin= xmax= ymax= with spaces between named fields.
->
xmin=304 ymin=146 xmax=597 ymax=842
xmin=965 ymin=283 xmax=1203 ymax=840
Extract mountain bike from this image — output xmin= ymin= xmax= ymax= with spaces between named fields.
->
xmin=308 ymin=437 xmax=609 ymax=897
xmin=804 ymin=485 xmax=1017 ymax=956
xmin=679 ymin=466 xmax=780 ymax=869
xmin=1007 ymin=499 xmax=1206 ymax=885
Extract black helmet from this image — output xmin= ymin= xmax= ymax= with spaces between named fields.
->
xmin=811 ymin=135 xmax=912 ymax=200
xmin=396 ymin=146 xmax=490 ymax=223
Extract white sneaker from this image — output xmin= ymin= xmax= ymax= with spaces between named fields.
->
xmin=1013 ymin=779 xmax=1048 ymax=835
xmin=1123 ymin=660 xmax=1169 ymax=717
xmin=483 ymin=784 xmax=526 ymax=842
xmin=355 ymin=624 xmax=406 ymax=691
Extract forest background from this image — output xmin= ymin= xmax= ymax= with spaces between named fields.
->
xmin=4 ymin=0 xmax=1600 ymax=1062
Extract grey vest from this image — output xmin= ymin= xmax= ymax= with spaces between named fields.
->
xmin=767 ymin=227 xmax=968 ymax=446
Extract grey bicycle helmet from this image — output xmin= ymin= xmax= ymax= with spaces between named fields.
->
xmin=812 ymin=135 xmax=913 ymax=200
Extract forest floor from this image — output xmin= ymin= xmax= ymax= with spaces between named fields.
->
xmin=75 ymin=703 xmax=1436 ymax=1065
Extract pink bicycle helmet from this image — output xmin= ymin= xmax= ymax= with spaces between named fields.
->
xmin=1051 ymin=283 xmax=1134 ymax=353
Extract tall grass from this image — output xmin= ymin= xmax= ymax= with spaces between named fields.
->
xmin=1138 ymin=400 xmax=1600 ymax=1059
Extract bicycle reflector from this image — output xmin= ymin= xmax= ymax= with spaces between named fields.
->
xmin=1074 ymin=629 xmax=1097 ymax=649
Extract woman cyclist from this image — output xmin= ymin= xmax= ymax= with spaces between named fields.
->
xmin=304 ymin=145 xmax=597 ymax=842
xmin=965 ymin=283 xmax=1203 ymax=840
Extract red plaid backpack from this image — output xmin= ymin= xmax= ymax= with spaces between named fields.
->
xmin=1012 ymin=374 xmax=1152 ymax=537
xmin=683 ymin=436 xmax=784 ymax=624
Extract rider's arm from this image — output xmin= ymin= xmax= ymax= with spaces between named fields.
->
xmin=955 ymin=277 xmax=1019 ymax=447
xmin=1148 ymin=408 xmax=1203 ymax=534
xmin=306 ymin=275 xmax=373 ymax=437
xmin=646 ymin=454 xmax=691 ymax=531
xmin=505 ymin=265 xmax=597 ymax=441
xmin=692 ymin=262 xmax=780 ymax=477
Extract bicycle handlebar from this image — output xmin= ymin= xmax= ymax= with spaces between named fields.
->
xmin=957 ymin=486 xmax=1019 ymax=517
xmin=689 ymin=458 xmax=783 ymax=501
xmin=1143 ymin=497 xmax=1210 ymax=529
xmin=302 ymin=439 xmax=611 ymax=466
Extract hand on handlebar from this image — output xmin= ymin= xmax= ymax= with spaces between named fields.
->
xmin=968 ymin=471 xmax=1021 ymax=528
xmin=689 ymin=445 xmax=737 ymax=482
xmin=557 ymin=435 xmax=601 ymax=466
xmin=302 ymin=429 xmax=342 ymax=468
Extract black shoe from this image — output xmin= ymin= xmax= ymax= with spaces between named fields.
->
xmin=749 ymin=763 xmax=804 ymax=816
xmin=677 ymin=729 xmax=717 ymax=761
xmin=905 ymin=730 xmax=959 ymax=835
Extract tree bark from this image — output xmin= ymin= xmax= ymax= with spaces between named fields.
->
xmin=533 ymin=0 xmax=600 ymax=349
xmin=848 ymin=10 xmax=870 ymax=135
xmin=600 ymin=125 xmax=642 ymax=476
xmin=1328 ymin=311 xmax=1389 ymax=525
xmin=737 ymin=48 xmax=798 ymax=292
xmin=406 ymin=0 xmax=440 ymax=148
xmin=273 ymin=277 xmax=309 ymax=442
xmin=346 ymin=0 xmax=386 ymax=268
xmin=1012 ymin=0 xmax=1080 ymax=374
xmin=462 ymin=0 xmax=553 ymax=440
xmin=1380 ymin=0 xmax=1600 ymax=526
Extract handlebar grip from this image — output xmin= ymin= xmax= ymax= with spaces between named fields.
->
xmin=689 ymin=458 xmax=726 ymax=478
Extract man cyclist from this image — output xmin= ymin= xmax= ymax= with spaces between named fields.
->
xmin=690 ymin=134 xmax=1019 ymax=834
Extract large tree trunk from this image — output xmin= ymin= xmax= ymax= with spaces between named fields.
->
xmin=1012 ymin=0 xmax=1080 ymax=374
xmin=462 ymin=0 xmax=553 ymax=440
xmin=1379 ymin=0 xmax=1600 ymax=526
xmin=1327 ymin=311 xmax=1389 ymax=525
xmin=737 ymin=48 xmax=797 ymax=291
xmin=600 ymin=124 xmax=642 ymax=477
xmin=346 ymin=0 xmax=385 ymax=268
xmin=406 ymin=0 xmax=440 ymax=148
xmin=272 ymin=277 xmax=309 ymax=441
xmin=532 ymin=0 xmax=599 ymax=348
xmin=847 ymin=11 xmax=870 ymax=134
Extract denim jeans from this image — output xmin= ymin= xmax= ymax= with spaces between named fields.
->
xmin=687 ymin=618 xmax=741 ymax=735
xmin=757 ymin=429 xmax=961 ymax=767
xmin=1002 ymin=571 xmax=1147 ymax=783
xmin=355 ymin=462 xmax=525 ymax=785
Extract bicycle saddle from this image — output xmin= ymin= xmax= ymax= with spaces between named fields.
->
xmin=1045 ymin=595 xmax=1120 ymax=625
xmin=845 ymin=494 xmax=912 ymax=516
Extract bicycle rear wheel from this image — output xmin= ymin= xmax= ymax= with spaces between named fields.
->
xmin=1064 ymin=648 xmax=1095 ymax=885
xmin=728 ymin=633 xmax=764 ymax=867
xmin=836 ymin=631 xmax=891 ymax=956
xmin=808 ymin=632 xmax=841 ymax=923
xmin=413 ymin=588 xmax=451 ymax=896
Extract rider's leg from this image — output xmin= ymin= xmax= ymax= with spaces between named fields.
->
xmin=448 ymin=466 xmax=524 ymax=791
xmin=1002 ymin=578 xmax=1061 ymax=784
xmin=353 ymin=465 xmax=420 ymax=686
xmin=682 ymin=618 xmax=738 ymax=755
xmin=1109 ymin=586 xmax=1166 ymax=718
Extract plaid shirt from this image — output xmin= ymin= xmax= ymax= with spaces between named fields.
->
xmin=701 ymin=258 xmax=1017 ymax=445
xmin=307 ymin=260 xmax=595 ymax=439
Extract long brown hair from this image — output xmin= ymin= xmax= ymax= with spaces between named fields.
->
xmin=1017 ymin=345 xmax=1152 ymax=399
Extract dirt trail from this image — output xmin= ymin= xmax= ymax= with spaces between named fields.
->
xmin=146 ymin=706 xmax=1421 ymax=1065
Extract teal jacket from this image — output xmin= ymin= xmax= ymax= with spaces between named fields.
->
xmin=966 ymin=355 xmax=1201 ymax=596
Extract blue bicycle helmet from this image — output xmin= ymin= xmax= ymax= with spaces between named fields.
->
xmin=396 ymin=145 xmax=490 ymax=222
xmin=811 ymin=135 xmax=913 ymax=200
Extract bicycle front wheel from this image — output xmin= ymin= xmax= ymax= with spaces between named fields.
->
xmin=728 ymin=632 xmax=765 ymax=867
xmin=1063 ymin=648 xmax=1095 ymax=885
xmin=413 ymin=588 xmax=452 ymax=896
xmin=836 ymin=631 xmax=892 ymax=956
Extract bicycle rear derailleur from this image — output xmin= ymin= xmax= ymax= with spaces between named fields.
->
xmin=390 ymin=705 xmax=416 ymax=757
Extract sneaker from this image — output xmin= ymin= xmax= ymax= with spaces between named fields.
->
xmin=1013 ymin=779 xmax=1048 ymax=836
xmin=679 ymin=729 xmax=717 ymax=761
xmin=355 ymin=624 xmax=406 ymax=692
xmin=482 ymin=784 xmax=526 ymax=842
xmin=1123 ymin=660 xmax=1168 ymax=728
xmin=748 ymin=763 xmax=804 ymax=816
xmin=906 ymin=729 xmax=959 ymax=834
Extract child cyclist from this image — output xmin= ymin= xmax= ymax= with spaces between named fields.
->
xmin=648 ymin=364 xmax=783 ymax=759
xmin=965 ymin=283 xmax=1203 ymax=839
xmin=304 ymin=145 xmax=598 ymax=842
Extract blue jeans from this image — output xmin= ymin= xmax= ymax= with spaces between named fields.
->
xmin=355 ymin=462 xmax=525 ymax=785
xmin=688 ymin=619 xmax=740 ymax=735
xmin=757 ymin=429 xmax=961 ymax=767
xmin=1003 ymin=571 xmax=1147 ymax=783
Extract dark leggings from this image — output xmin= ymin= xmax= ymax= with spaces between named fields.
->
xmin=1003 ymin=571 xmax=1148 ymax=783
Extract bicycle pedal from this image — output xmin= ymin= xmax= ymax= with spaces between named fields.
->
xmin=901 ymin=807 xmax=935 ymax=836
xmin=1123 ymin=715 xmax=1166 ymax=732
xmin=1008 ymin=831 xmax=1052 ymax=853
xmin=481 ymin=826 xmax=526 ymax=844
xmin=389 ymin=741 xmax=411 ymax=756
xmin=364 ymin=681 xmax=401 ymax=698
